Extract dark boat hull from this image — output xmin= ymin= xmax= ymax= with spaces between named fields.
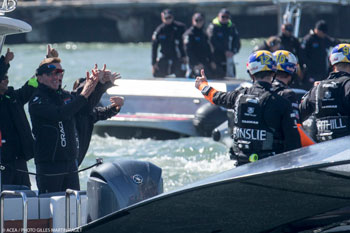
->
xmin=77 ymin=136 xmax=350 ymax=233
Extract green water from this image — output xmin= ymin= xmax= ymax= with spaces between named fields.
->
xmin=6 ymin=39 xmax=261 ymax=192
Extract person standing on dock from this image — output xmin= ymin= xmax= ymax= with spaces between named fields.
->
xmin=0 ymin=48 xmax=35 ymax=189
xmin=207 ymin=8 xmax=241 ymax=79
xmin=300 ymin=20 xmax=340 ymax=90
xmin=300 ymin=44 xmax=350 ymax=142
xmin=183 ymin=12 xmax=216 ymax=79
xmin=152 ymin=9 xmax=187 ymax=78
xmin=195 ymin=50 xmax=301 ymax=166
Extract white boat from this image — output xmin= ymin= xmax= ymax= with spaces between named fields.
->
xmin=94 ymin=78 xmax=251 ymax=139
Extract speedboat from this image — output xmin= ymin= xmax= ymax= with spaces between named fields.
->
xmin=94 ymin=78 xmax=251 ymax=140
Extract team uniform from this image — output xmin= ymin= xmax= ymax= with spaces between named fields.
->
xmin=152 ymin=21 xmax=186 ymax=77
xmin=300 ymin=44 xmax=350 ymax=142
xmin=198 ymin=50 xmax=300 ymax=165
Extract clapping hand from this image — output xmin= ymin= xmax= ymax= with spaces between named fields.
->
xmin=80 ymin=70 xmax=99 ymax=98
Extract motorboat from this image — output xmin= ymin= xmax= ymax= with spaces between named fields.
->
xmin=94 ymin=78 xmax=251 ymax=140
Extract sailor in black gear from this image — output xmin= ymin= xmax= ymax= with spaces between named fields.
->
xmin=0 ymin=49 xmax=35 ymax=188
xmin=254 ymin=36 xmax=281 ymax=53
xmin=196 ymin=50 xmax=301 ymax=166
xmin=152 ymin=9 xmax=187 ymax=77
xmin=300 ymin=20 xmax=340 ymax=90
xmin=207 ymin=8 xmax=241 ymax=79
xmin=183 ymin=13 xmax=216 ymax=79
xmin=72 ymin=77 xmax=124 ymax=166
xmin=279 ymin=24 xmax=301 ymax=60
xmin=300 ymin=43 xmax=350 ymax=142
xmin=29 ymin=61 xmax=98 ymax=194
xmin=272 ymin=50 xmax=301 ymax=123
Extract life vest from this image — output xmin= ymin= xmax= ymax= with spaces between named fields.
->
xmin=232 ymin=88 xmax=279 ymax=160
xmin=314 ymin=76 xmax=350 ymax=142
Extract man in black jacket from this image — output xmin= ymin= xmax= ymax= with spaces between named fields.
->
xmin=196 ymin=50 xmax=301 ymax=165
xmin=300 ymin=20 xmax=340 ymax=90
xmin=183 ymin=12 xmax=216 ymax=79
xmin=29 ymin=61 xmax=98 ymax=194
xmin=0 ymin=48 xmax=35 ymax=188
xmin=300 ymin=44 xmax=350 ymax=142
xmin=272 ymin=50 xmax=300 ymax=122
xmin=207 ymin=8 xmax=241 ymax=79
xmin=72 ymin=76 xmax=124 ymax=166
xmin=152 ymin=9 xmax=187 ymax=77
xmin=279 ymin=24 xmax=301 ymax=60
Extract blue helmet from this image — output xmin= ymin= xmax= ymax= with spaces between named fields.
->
xmin=273 ymin=50 xmax=298 ymax=74
xmin=247 ymin=50 xmax=276 ymax=75
xmin=329 ymin=44 xmax=350 ymax=66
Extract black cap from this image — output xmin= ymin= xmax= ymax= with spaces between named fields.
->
xmin=315 ymin=20 xmax=328 ymax=33
xmin=219 ymin=8 xmax=230 ymax=15
xmin=36 ymin=64 xmax=56 ymax=76
xmin=162 ymin=9 xmax=173 ymax=17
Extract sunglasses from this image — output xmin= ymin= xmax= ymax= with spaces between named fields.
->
xmin=221 ymin=15 xmax=230 ymax=19
xmin=195 ymin=18 xmax=203 ymax=22
xmin=164 ymin=16 xmax=173 ymax=20
xmin=48 ymin=69 xmax=65 ymax=76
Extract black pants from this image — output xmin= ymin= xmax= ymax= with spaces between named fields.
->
xmin=36 ymin=160 xmax=80 ymax=194
xmin=2 ymin=158 xmax=31 ymax=188
xmin=153 ymin=57 xmax=186 ymax=77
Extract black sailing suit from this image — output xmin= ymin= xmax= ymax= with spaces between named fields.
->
xmin=72 ymin=79 xmax=120 ymax=166
xmin=0 ymin=56 xmax=35 ymax=188
xmin=300 ymin=31 xmax=340 ymax=90
xmin=183 ymin=25 xmax=214 ymax=78
xmin=300 ymin=71 xmax=350 ymax=142
xmin=212 ymin=81 xmax=301 ymax=165
xmin=207 ymin=17 xmax=241 ymax=79
xmin=29 ymin=83 xmax=88 ymax=194
xmin=152 ymin=21 xmax=186 ymax=77
xmin=272 ymin=79 xmax=301 ymax=123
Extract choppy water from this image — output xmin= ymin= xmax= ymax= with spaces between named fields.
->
xmin=7 ymin=39 xmax=261 ymax=192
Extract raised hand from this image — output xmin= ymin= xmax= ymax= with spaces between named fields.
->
xmin=4 ymin=48 xmax=14 ymax=64
xmin=46 ymin=44 xmax=59 ymax=58
xmin=80 ymin=70 xmax=99 ymax=98
xmin=195 ymin=69 xmax=208 ymax=89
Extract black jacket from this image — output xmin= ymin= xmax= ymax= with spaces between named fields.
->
xmin=300 ymin=31 xmax=340 ymax=77
xmin=279 ymin=33 xmax=301 ymax=60
xmin=207 ymin=18 xmax=241 ymax=62
xmin=300 ymin=71 xmax=350 ymax=122
xmin=72 ymin=80 xmax=119 ymax=165
xmin=272 ymin=79 xmax=300 ymax=123
xmin=152 ymin=21 xmax=186 ymax=65
xmin=29 ymin=84 xmax=88 ymax=163
xmin=0 ymin=82 xmax=36 ymax=162
xmin=183 ymin=26 xmax=213 ymax=67
xmin=212 ymin=81 xmax=301 ymax=155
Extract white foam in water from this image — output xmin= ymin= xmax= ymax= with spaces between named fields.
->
xmin=78 ymin=135 xmax=232 ymax=192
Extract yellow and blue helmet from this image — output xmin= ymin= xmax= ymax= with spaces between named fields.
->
xmin=273 ymin=50 xmax=298 ymax=74
xmin=247 ymin=50 xmax=276 ymax=75
xmin=329 ymin=44 xmax=350 ymax=66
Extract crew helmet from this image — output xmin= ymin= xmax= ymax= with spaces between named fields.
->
xmin=247 ymin=50 xmax=276 ymax=75
xmin=273 ymin=50 xmax=298 ymax=74
xmin=329 ymin=44 xmax=350 ymax=66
